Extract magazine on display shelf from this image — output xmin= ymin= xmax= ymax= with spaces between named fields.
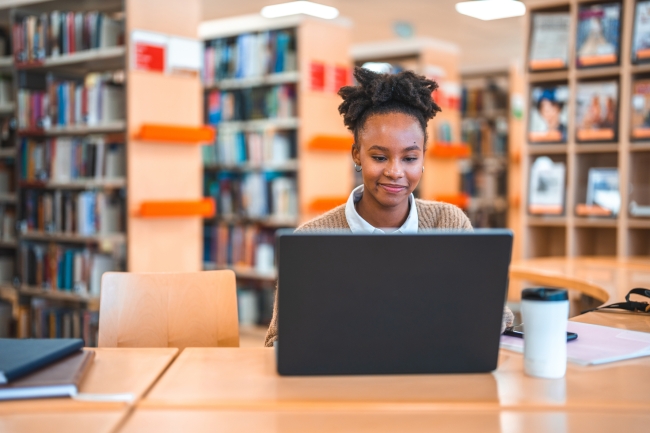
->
xmin=631 ymin=77 xmax=650 ymax=139
xmin=528 ymin=156 xmax=566 ymax=215
xmin=575 ymin=80 xmax=618 ymax=142
xmin=633 ymin=0 xmax=650 ymax=63
xmin=528 ymin=11 xmax=571 ymax=71
xmin=576 ymin=2 xmax=621 ymax=68
xmin=528 ymin=84 xmax=569 ymax=143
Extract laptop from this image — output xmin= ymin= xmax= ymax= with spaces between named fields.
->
xmin=276 ymin=230 xmax=513 ymax=376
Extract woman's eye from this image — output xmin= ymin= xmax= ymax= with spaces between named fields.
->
xmin=372 ymin=156 xmax=387 ymax=162
xmin=403 ymin=157 xmax=418 ymax=162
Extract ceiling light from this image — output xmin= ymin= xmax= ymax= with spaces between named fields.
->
xmin=455 ymin=0 xmax=526 ymax=21
xmin=261 ymin=1 xmax=339 ymax=20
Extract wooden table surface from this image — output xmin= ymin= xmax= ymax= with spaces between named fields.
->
xmin=0 ymin=348 xmax=178 ymax=433
xmin=510 ymin=256 xmax=650 ymax=304
xmin=140 ymin=323 xmax=650 ymax=412
xmin=120 ymin=408 xmax=650 ymax=433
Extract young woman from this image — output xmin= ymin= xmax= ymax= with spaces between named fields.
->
xmin=264 ymin=67 xmax=514 ymax=347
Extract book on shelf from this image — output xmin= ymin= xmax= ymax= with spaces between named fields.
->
xmin=528 ymin=11 xmax=571 ymax=71
xmin=461 ymin=118 xmax=508 ymax=157
xmin=0 ymin=256 xmax=13 ymax=284
xmin=17 ymin=72 xmax=125 ymax=130
xmin=630 ymin=201 xmax=650 ymax=217
xmin=206 ymin=84 xmax=296 ymax=123
xmin=204 ymin=223 xmax=276 ymax=273
xmin=206 ymin=172 xmax=298 ymax=220
xmin=0 ymin=163 xmax=13 ymax=193
xmin=575 ymin=80 xmax=618 ymax=142
xmin=0 ymin=76 xmax=12 ymax=105
xmin=575 ymin=167 xmax=619 ymax=217
xmin=22 ymin=189 xmax=124 ymax=236
xmin=461 ymin=84 xmax=508 ymax=116
xmin=528 ymin=156 xmax=566 ymax=215
xmin=20 ymin=243 xmax=114 ymax=297
xmin=18 ymin=298 xmax=99 ymax=345
xmin=237 ymin=287 xmax=275 ymax=326
xmin=0 ymin=206 xmax=16 ymax=244
xmin=204 ymin=128 xmax=294 ymax=167
xmin=633 ymin=1 xmax=650 ymax=63
xmin=203 ymin=29 xmax=296 ymax=85
xmin=528 ymin=84 xmax=569 ymax=143
xmin=21 ymin=135 xmax=125 ymax=182
xmin=576 ymin=2 xmax=621 ymax=68
xmin=631 ymin=77 xmax=650 ymax=138
xmin=12 ymin=10 xmax=123 ymax=63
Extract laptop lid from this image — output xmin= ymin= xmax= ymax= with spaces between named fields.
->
xmin=276 ymin=230 xmax=513 ymax=376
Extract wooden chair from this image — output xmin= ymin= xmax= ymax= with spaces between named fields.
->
xmin=98 ymin=270 xmax=239 ymax=349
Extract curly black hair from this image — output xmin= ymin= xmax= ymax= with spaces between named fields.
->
xmin=338 ymin=66 xmax=441 ymax=149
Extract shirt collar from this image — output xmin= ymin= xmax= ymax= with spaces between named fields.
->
xmin=344 ymin=185 xmax=418 ymax=234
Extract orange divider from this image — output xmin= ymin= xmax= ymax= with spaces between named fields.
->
xmin=138 ymin=198 xmax=215 ymax=218
xmin=136 ymin=124 xmax=215 ymax=144
xmin=433 ymin=193 xmax=470 ymax=210
xmin=428 ymin=143 xmax=471 ymax=159
xmin=308 ymin=196 xmax=348 ymax=213
xmin=307 ymin=135 xmax=354 ymax=151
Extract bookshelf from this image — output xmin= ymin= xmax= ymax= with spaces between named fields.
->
xmin=200 ymin=15 xmax=352 ymax=289
xmin=522 ymin=0 xmax=649 ymax=262
xmin=351 ymin=38 xmax=467 ymax=206
xmin=0 ymin=0 xmax=204 ymax=342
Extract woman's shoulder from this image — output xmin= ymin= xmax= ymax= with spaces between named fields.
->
xmin=294 ymin=204 xmax=350 ymax=232
xmin=415 ymin=199 xmax=473 ymax=230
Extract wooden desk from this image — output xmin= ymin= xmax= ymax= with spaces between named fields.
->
xmin=0 ymin=348 xmax=177 ymax=433
xmin=120 ymin=408 xmax=650 ymax=433
xmin=510 ymin=256 xmax=650 ymax=304
xmin=140 ymin=336 xmax=650 ymax=411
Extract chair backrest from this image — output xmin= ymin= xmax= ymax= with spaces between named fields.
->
xmin=98 ymin=270 xmax=239 ymax=349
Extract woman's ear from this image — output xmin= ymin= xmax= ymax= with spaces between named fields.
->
xmin=351 ymin=143 xmax=361 ymax=166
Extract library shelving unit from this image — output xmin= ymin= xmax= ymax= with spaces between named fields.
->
xmin=0 ymin=0 xmax=205 ymax=342
xmin=199 ymin=13 xmax=352 ymax=298
xmin=351 ymin=38 xmax=468 ymax=206
xmin=522 ymin=0 xmax=649 ymax=262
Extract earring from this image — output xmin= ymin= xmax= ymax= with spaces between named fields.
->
xmin=354 ymin=164 xmax=362 ymax=172
xmin=422 ymin=166 xmax=425 ymax=173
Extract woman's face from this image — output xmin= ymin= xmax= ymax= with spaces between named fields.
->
xmin=352 ymin=112 xmax=425 ymax=208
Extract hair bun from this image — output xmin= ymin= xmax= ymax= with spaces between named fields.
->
xmin=338 ymin=67 xmax=441 ymax=133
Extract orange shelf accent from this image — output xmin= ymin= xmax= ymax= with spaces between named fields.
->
xmin=136 ymin=124 xmax=215 ymax=144
xmin=428 ymin=144 xmax=471 ymax=159
xmin=308 ymin=135 xmax=353 ymax=151
xmin=308 ymin=196 xmax=347 ymax=213
xmin=433 ymin=193 xmax=470 ymax=209
xmin=138 ymin=198 xmax=215 ymax=218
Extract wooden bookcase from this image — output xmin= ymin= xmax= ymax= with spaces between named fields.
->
xmin=199 ymin=14 xmax=352 ymax=291
xmin=523 ymin=0 xmax=650 ymax=260
xmin=0 ymin=0 xmax=204 ymax=341
xmin=351 ymin=38 xmax=467 ymax=207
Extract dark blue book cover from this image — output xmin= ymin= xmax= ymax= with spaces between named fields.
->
xmin=0 ymin=338 xmax=83 ymax=383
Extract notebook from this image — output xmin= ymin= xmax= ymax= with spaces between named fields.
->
xmin=0 ymin=349 xmax=94 ymax=400
xmin=500 ymin=321 xmax=650 ymax=366
xmin=0 ymin=338 xmax=84 ymax=384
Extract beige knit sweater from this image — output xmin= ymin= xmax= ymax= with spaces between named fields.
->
xmin=264 ymin=199 xmax=514 ymax=347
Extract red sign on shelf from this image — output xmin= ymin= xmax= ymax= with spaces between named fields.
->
xmin=310 ymin=61 xmax=325 ymax=91
xmin=333 ymin=65 xmax=349 ymax=91
xmin=135 ymin=43 xmax=165 ymax=73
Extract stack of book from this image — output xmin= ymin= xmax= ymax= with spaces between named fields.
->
xmin=20 ymin=243 xmax=114 ymax=296
xmin=20 ymin=135 xmax=125 ymax=182
xmin=204 ymin=223 xmax=275 ymax=271
xmin=206 ymin=84 xmax=296 ymax=122
xmin=204 ymin=129 xmax=294 ymax=167
xmin=12 ymin=10 xmax=123 ymax=63
xmin=206 ymin=172 xmax=298 ymax=219
xmin=203 ymin=29 xmax=296 ymax=84
xmin=22 ymin=189 xmax=124 ymax=235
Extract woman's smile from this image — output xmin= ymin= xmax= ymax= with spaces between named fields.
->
xmin=378 ymin=183 xmax=408 ymax=194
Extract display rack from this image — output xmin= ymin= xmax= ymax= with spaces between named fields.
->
xmin=523 ymin=0 xmax=649 ymax=260
xmin=200 ymin=14 xmax=352 ymax=286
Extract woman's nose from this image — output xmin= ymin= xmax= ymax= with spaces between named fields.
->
xmin=383 ymin=161 xmax=404 ymax=179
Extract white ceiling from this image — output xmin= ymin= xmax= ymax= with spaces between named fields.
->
xmin=201 ymin=0 xmax=537 ymax=74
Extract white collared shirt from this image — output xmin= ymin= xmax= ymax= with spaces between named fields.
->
xmin=344 ymin=185 xmax=419 ymax=234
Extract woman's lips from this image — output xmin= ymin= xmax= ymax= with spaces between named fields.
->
xmin=379 ymin=184 xmax=407 ymax=194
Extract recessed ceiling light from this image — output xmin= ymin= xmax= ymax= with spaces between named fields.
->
xmin=455 ymin=0 xmax=526 ymax=21
xmin=261 ymin=1 xmax=339 ymax=20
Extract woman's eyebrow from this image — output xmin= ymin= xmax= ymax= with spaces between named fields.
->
xmin=368 ymin=145 xmax=389 ymax=151
xmin=402 ymin=145 xmax=421 ymax=152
